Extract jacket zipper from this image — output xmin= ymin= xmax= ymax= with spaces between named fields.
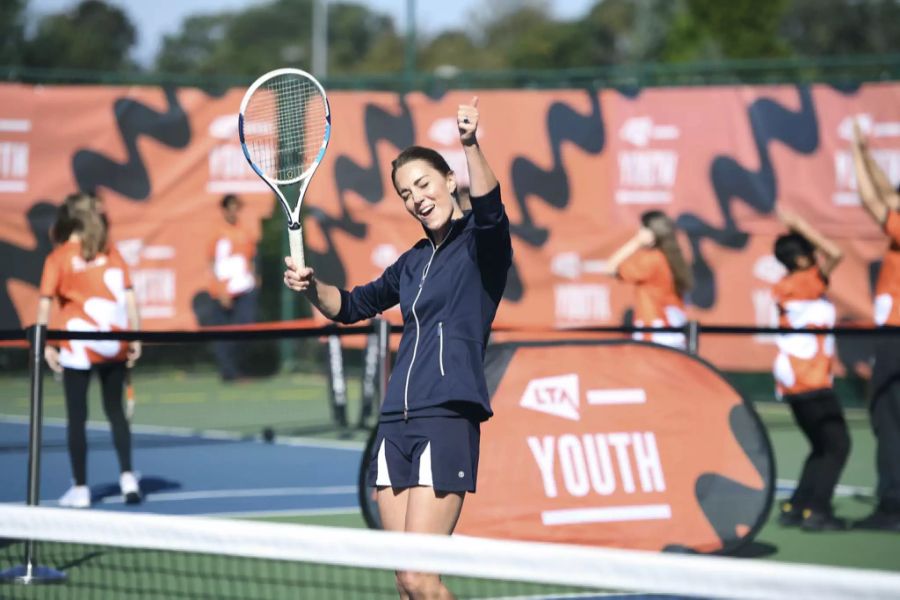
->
xmin=438 ymin=321 xmax=445 ymax=376
xmin=403 ymin=243 xmax=438 ymax=421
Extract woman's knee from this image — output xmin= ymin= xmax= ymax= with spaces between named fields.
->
xmin=395 ymin=570 xmax=441 ymax=597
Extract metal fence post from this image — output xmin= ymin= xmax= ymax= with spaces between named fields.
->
xmin=0 ymin=324 xmax=66 ymax=584
xmin=686 ymin=320 xmax=700 ymax=355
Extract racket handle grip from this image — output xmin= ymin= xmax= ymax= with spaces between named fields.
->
xmin=289 ymin=226 xmax=306 ymax=270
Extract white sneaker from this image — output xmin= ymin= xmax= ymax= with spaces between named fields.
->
xmin=120 ymin=471 xmax=142 ymax=504
xmin=59 ymin=485 xmax=91 ymax=508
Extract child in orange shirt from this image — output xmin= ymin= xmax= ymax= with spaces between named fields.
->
xmin=207 ymin=194 xmax=257 ymax=381
xmin=772 ymin=209 xmax=849 ymax=531
xmin=37 ymin=194 xmax=142 ymax=508
xmin=850 ymin=121 xmax=900 ymax=530
xmin=602 ymin=210 xmax=692 ymax=349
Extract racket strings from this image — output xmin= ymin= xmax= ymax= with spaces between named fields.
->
xmin=243 ymin=75 xmax=328 ymax=182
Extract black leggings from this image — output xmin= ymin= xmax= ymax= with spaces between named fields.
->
xmin=63 ymin=362 xmax=132 ymax=485
xmin=786 ymin=389 xmax=851 ymax=513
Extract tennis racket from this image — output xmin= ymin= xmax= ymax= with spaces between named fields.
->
xmin=239 ymin=68 xmax=331 ymax=269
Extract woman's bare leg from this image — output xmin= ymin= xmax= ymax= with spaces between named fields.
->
xmin=395 ymin=487 xmax=465 ymax=600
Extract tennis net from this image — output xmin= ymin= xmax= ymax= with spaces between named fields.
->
xmin=1 ymin=505 xmax=898 ymax=600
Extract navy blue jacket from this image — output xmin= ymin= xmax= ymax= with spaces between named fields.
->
xmin=335 ymin=185 xmax=511 ymax=421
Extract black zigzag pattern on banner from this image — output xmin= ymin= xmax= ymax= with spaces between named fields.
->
xmin=676 ymin=86 xmax=819 ymax=308
xmin=510 ymin=93 xmax=605 ymax=247
xmin=72 ymin=87 xmax=190 ymax=199
xmin=506 ymin=92 xmax=605 ymax=301
xmin=309 ymin=99 xmax=415 ymax=288
xmin=0 ymin=202 xmax=57 ymax=328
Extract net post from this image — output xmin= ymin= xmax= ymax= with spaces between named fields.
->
xmin=0 ymin=324 xmax=66 ymax=584
xmin=686 ymin=320 xmax=700 ymax=355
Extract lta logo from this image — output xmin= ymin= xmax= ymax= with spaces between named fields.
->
xmin=520 ymin=374 xmax=580 ymax=421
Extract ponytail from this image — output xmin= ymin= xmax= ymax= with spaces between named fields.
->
xmin=641 ymin=210 xmax=693 ymax=298
xmin=65 ymin=193 xmax=108 ymax=261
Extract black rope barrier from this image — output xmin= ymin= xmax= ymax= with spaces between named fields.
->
xmin=0 ymin=322 xmax=898 ymax=343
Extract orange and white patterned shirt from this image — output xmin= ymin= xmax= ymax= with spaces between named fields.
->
xmin=618 ymin=248 xmax=687 ymax=349
xmin=772 ymin=266 xmax=835 ymax=398
xmin=39 ymin=240 xmax=133 ymax=369
xmin=874 ymin=210 xmax=900 ymax=326
xmin=208 ymin=221 xmax=256 ymax=298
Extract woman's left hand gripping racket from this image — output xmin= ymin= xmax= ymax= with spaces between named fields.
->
xmin=239 ymin=68 xmax=331 ymax=269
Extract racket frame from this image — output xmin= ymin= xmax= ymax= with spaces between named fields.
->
xmin=238 ymin=67 xmax=331 ymax=268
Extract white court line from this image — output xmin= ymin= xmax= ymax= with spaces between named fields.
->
xmin=213 ymin=506 xmax=360 ymax=519
xmin=776 ymin=479 xmax=873 ymax=499
xmin=13 ymin=486 xmax=357 ymax=508
xmin=0 ymin=502 xmax=361 ymax=519
xmin=542 ymin=504 xmax=672 ymax=526
xmin=100 ymin=485 xmax=357 ymax=504
xmin=1 ymin=485 xmax=357 ymax=508
xmin=0 ymin=414 xmax=364 ymax=451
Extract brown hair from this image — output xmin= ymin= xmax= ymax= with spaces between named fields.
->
xmin=390 ymin=146 xmax=455 ymax=197
xmin=50 ymin=195 xmax=77 ymax=244
xmin=641 ymin=210 xmax=693 ymax=298
xmin=66 ymin=193 xmax=108 ymax=261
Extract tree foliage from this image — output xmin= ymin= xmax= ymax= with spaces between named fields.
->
xmin=0 ymin=0 xmax=27 ymax=65
xmin=156 ymin=0 xmax=401 ymax=77
xmin=780 ymin=0 xmax=900 ymax=56
xmin=25 ymin=0 xmax=137 ymax=71
xmin=8 ymin=0 xmax=900 ymax=77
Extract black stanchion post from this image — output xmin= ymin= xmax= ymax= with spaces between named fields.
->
xmin=686 ymin=320 xmax=700 ymax=355
xmin=326 ymin=335 xmax=348 ymax=429
xmin=375 ymin=318 xmax=390 ymax=411
xmin=0 ymin=324 xmax=66 ymax=584
xmin=359 ymin=329 xmax=379 ymax=428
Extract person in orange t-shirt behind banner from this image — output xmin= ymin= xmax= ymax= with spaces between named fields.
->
xmin=37 ymin=194 xmax=142 ymax=509
xmin=851 ymin=121 xmax=900 ymax=531
xmin=771 ymin=209 xmax=850 ymax=531
xmin=208 ymin=194 xmax=258 ymax=381
xmin=601 ymin=210 xmax=692 ymax=349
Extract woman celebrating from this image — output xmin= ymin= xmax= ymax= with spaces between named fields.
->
xmin=37 ymin=194 xmax=142 ymax=508
xmin=284 ymin=98 xmax=511 ymax=599
xmin=601 ymin=210 xmax=693 ymax=349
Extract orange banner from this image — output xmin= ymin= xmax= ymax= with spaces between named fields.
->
xmin=454 ymin=341 xmax=773 ymax=553
xmin=2 ymin=82 xmax=899 ymax=370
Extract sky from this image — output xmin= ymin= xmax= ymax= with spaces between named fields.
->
xmin=28 ymin=0 xmax=596 ymax=67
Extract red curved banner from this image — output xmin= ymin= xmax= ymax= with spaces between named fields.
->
xmin=454 ymin=341 xmax=773 ymax=553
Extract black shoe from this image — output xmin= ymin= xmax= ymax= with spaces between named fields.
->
xmin=853 ymin=510 xmax=900 ymax=532
xmin=801 ymin=510 xmax=847 ymax=532
xmin=778 ymin=501 xmax=803 ymax=527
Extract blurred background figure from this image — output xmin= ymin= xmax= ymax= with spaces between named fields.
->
xmin=601 ymin=210 xmax=692 ymax=349
xmin=37 ymin=193 xmax=142 ymax=508
xmin=208 ymin=193 xmax=258 ymax=381
xmin=771 ymin=209 xmax=849 ymax=531
xmin=850 ymin=120 xmax=900 ymax=531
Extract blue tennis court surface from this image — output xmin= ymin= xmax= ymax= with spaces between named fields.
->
xmin=0 ymin=417 xmax=362 ymax=516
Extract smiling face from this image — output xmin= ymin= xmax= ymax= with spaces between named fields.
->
xmin=393 ymin=158 xmax=461 ymax=241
